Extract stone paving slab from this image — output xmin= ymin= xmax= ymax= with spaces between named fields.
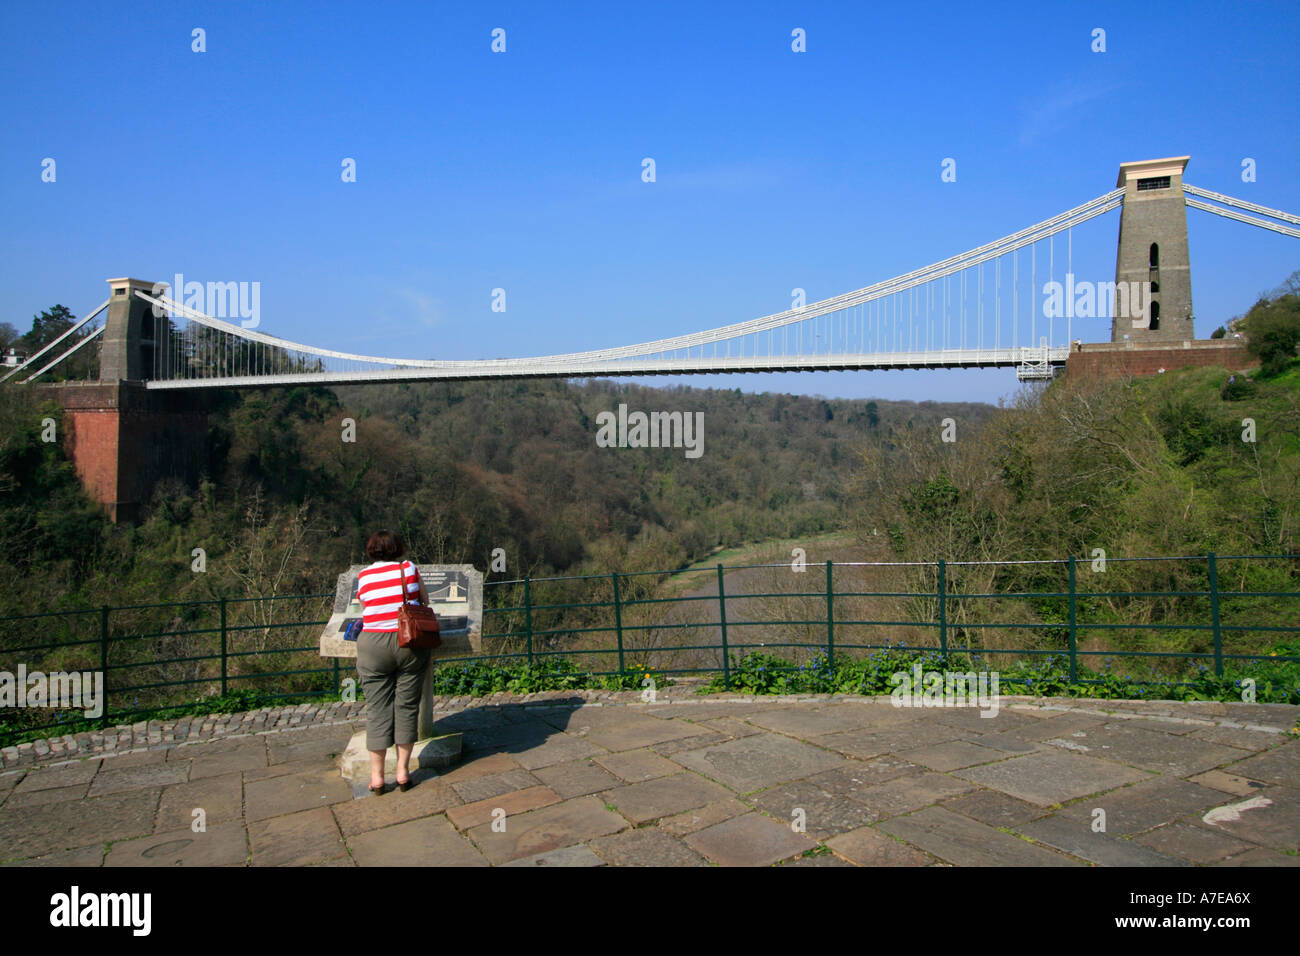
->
xmin=330 ymin=779 xmax=461 ymax=838
xmin=746 ymin=705 xmax=880 ymax=738
xmin=806 ymin=756 xmax=924 ymax=796
xmin=0 ymin=787 xmax=160 ymax=861
xmin=1222 ymin=745 xmax=1299 ymax=787
xmin=1013 ymin=815 xmax=1189 ymax=866
xmin=543 ymin=708 xmax=702 ymax=752
xmin=684 ymin=812 xmax=816 ymax=866
xmin=588 ymin=828 xmax=710 ymax=866
xmin=13 ymin=760 xmax=100 ymax=792
xmin=815 ymin=722 xmax=973 ymax=760
xmin=953 ymin=751 xmax=1149 ymax=806
xmin=244 ymin=766 xmax=353 ymax=822
xmin=187 ymin=745 xmax=269 ymax=779
xmin=531 ymin=758 xmax=622 ymax=798
xmin=510 ymin=734 xmax=608 ymax=770
xmin=750 ymin=779 xmax=883 ymax=837
xmin=657 ymin=798 xmax=751 ymax=837
xmin=104 ymin=821 xmax=249 ymax=867
xmin=450 ymin=768 xmax=542 ymax=804
xmin=89 ymin=762 xmax=189 ymax=797
xmin=1192 ymin=785 xmax=1300 ymax=852
xmin=602 ymin=772 xmax=734 ymax=826
xmin=939 ymin=789 xmax=1051 ymax=828
xmin=847 ymin=771 xmax=977 ymax=819
xmin=1 ymin=691 xmax=1295 ymax=867
xmin=466 ymin=795 xmax=629 ymax=864
xmin=898 ymin=740 xmax=1007 ymax=772
xmin=3 ymin=844 xmax=106 ymax=867
xmin=697 ymin=716 xmax=764 ymax=738
xmin=348 ymin=815 xmax=487 ymax=867
xmin=1010 ymin=711 xmax=1109 ymax=740
xmin=500 ymin=845 xmax=605 ymax=867
xmin=826 ymin=826 xmax=935 ymax=866
xmin=247 ymin=806 xmax=346 ymax=866
xmin=1054 ymin=776 xmax=1234 ymax=836
xmin=649 ymin=732 xmax=732 ymax=756
xmin=1081 ymin=724 xmax=1248 ymax=777
xmin=1133 ymin=822 xmax=1254 ymax=863
xmin=437 ymin=751 xmax=522 ymax=783
xmin=96 ymin=748 xmax=173 ymax=769
xmin=669 ymin=733 xmax=848 ymax=793
xmin=595 ymin=749 xmax=681 ymax=782
xmin=879 ymin=807 xmax=1084 ymax=867
xmin=155 ymin=771 xmax=243 ymax=831
xmin=1213 ymin=847 xmax=1300 ymax=867
xmin=1187 ymin=768 xmax=1270 ymax=796
xmin=782 ymin=849 xmax=858 ymax=866
xmin=3 ymin=783 xmax=90 ymax=809
xmin=929 ymin=707 xmax=1039 ymax=735
xmin=446 ymin=785 xmax=561 ymax=830
xmin=1189 ymin=725 xmax=1285 ymax=751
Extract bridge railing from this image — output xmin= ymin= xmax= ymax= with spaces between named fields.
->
xmin=1 ymin=553 xmax=1296 ymax=743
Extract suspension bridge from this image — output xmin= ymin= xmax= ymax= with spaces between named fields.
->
xmin=8 ymin=157 xmax=1297 ymax=392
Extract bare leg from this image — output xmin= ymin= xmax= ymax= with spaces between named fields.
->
xmin=395 ymin=743 xmax=413 ymax=785
xmin=369 ymin=749 xmax=386 ymax=790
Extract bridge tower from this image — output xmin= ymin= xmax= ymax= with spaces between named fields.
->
xmin=1111 ymin=156 xmax=1194 ymax=343
xmin=46 ymin=277 xmax=210 ymax=523
xmin=99 ymin=276 xmax=172 ymax=381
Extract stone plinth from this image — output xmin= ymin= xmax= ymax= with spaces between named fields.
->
xmin=338 ymin=728 xmax=464 ymax=785
xmin=1064 ymin=340 xmax=1255 ymax=381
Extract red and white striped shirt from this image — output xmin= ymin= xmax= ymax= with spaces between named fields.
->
xmin=356 ymin=561 xmax=422 ymax=632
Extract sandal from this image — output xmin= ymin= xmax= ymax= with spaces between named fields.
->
xmin=369 ymin=782 xmax=387 ymax=795
xmin=396 ymin=777 xmax=413 ymax=792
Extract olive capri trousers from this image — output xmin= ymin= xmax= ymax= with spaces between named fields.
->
xmin=356 ymin=630 xmax=431 ymax=751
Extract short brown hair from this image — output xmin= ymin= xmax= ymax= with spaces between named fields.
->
xmin=365 ymin=529 xmax=406 ymax=561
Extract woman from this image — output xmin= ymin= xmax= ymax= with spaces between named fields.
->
xmin=354 ymin=529 xmax=431 ymax=794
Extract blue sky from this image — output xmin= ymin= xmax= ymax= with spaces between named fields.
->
xmin=3 ymin=0 xmax=1298 ymax=403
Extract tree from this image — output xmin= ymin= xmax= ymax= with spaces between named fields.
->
xmin=17 ymin=305 xmax=98 ymax=380
xmin=1243 ymin=291 xmax=1300 ymax=376
xmin=21 ymin=305 xmax=77 ymax=352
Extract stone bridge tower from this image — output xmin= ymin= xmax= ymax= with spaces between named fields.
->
xmin=46 ymin=277 xmax=211 ymax=523
xmin=1111 ymin=156 xmax=1194 ymax=343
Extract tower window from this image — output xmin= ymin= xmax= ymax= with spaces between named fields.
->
xmin=1137 ymin=176 xmax=1171 ymax=191
xmin=1149 ymin=243 xmax=1159 ymax=269
xmin=1149 ymin=301 xmax=1161 ymax=331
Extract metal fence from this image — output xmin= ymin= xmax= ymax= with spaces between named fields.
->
xmin=1 ymin=553 xmax=1296 ymax=740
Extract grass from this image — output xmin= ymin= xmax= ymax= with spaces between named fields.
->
xmin=696 ymin=644 xmax=1300 ymax=706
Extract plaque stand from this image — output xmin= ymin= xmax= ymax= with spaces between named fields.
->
xmin=318 ymin=564 xmax=484 ymax=790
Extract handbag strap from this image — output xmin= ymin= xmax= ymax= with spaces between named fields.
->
xmin=397 ymin=560 xmax=422 ymax=606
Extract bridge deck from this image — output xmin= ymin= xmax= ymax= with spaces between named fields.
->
xmin=143 ymin=348 xmax=1070 ymax=388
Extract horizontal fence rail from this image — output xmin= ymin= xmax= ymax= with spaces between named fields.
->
xmin=1 ymin=553 xmax=1297 ymax=740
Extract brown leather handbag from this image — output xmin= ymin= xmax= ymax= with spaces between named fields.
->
xmin=396 ymin=562 xmax=441 ymax=649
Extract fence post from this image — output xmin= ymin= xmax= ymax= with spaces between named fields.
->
xmin=99 ymin=605 xmax=110 ymax=729
xmin=1208 ymin=552 xmax=1223 ymax=677
xmin=219 ymin=596 xmax=228 ymax=697
xmin=1067 ymin=556 xmax=1079 ymax=683
xmin=524 ymin=576 xmax=534 ymax=666
xmin=717 ymin=564 xmax=730 ymax=690
xmin=937 ymin=560 xmax=947 ymax=657
xmin=612 ymin=572 xmax=625 ymax=674
xmin=825 ymin=560 xmax=835 ymax=667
